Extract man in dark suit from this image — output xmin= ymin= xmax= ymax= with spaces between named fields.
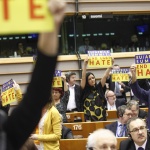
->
xmin=66 ymin=72 xmax=82 ymax=112
xmin=119 ymin=117 xmax=150 ymax=150
xmin=105 ymin=105 xmax=132 ymax=137
xmin=61 ymin=125 xmax=74 ymax=139
xmin=129 ymin=64 xmax=150 ymax=107
xmin=130 ymin=65 xmax=150 ymax=130
xmin=105 ymin=90 xmax=126 ymax=110
xmin=127 ymin=100 xmax=147 ymax=119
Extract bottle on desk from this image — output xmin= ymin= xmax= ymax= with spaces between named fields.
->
xmin=14 ymin=51 xmax=17 ymax=57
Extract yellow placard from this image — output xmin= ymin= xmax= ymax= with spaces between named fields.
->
xmin=1 ymin=87 xmax=17 ymax=106
xmin=0 ymin=0 xmax=54 ymax=34
xmin=88 ymin=56 xmax=112 ymax=68
xmin=52 ymin=77 xmax=62 ymax=87
xmin=136 ymin=63 xmax=150 ymax=79
xmin=112 ymin=73 xmax=129 ymax=82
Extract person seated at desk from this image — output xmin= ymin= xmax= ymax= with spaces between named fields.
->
xmin=127 ymin=100 xmax=148 ymax=119
xmin=86 ymin=129 xmax=117 ymax=150
xmin=78 ymin=37 xmax=94 ymax=54
xmin=61 ymin=125 xmax=74 ymax=139
xmin=105 ymin=90 xmax=126 ymax=110
xmin=105 ymin=105 xmax=132 ymax=137
xmin=119 ymin=117 xmax=150 ymax=150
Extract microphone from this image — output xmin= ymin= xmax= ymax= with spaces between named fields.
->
xmin=0 ymin=110 xmax=7 ymax=150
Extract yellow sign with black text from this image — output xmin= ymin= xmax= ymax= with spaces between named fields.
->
xmin=0 ymin=0 xmax=54 ymax=34
xmin=1 ymin=87 xmax=16 ymax=106
xmin=136 ymin=63 xmax=150 ymax=79
xmin=88 ymin=56 xmax=112 ymax=68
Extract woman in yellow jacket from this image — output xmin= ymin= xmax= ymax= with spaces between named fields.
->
xmin=30 ymin=100 xmax=61 ymax=150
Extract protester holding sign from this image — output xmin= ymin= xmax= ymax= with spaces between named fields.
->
xmin=80 ymin=57 xmax=113 ymax=121
xmin=1 ymin=0 xmax=66 ymax=149
xmin=107 ymin=64 xmax=130 ymax=103
xmin=52 ymin=75 xmax=69 ymax=123
xmin=130 ymin=64 xmax=150 ymax=130
xmin=0 ymin=80 xmax=22 ymax=115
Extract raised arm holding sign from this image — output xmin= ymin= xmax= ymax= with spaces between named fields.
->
xmin=130 ymin=58 xmax=150 ymax=130
xmin=1 ymin=0 xmax=66 ymax=149
xmin=0 ymin=0 xmax=55 ymax=34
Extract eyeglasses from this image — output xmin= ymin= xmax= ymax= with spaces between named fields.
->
xmin=123 ymin=113 xmax=132 ymax=117
xmin=130 ymin=126 xmax=147 ymax=133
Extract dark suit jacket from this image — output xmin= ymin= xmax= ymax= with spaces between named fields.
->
xmin=105 ymin=121 xmax=118 ymax=135
xmin=61 ymin=125 xmax=74 ymax=139
xmin=119 ymin=136 xmax=150 ymax=150
xmin=138 ymin=109 xmax=148 ymax=119
xmin=116 ymin=98 xmax=126 ymax=108
xmin=74 ymin=84 xmax=82 ymax=111
xmin=131 ymin=81 xmax=150 ymax=129
xmin=105 ymin=121 xmax=128 ymax=137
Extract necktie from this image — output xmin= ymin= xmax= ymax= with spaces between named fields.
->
xmin=115 ymin=82 xmax=120 ymax=95
xmin=138 ymin=147 xmax=144 ymax=150
xmin=118 ymin=124 xmax=124 ymax=137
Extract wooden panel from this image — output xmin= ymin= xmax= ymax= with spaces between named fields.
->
xmin=66 ymin=112 xmax=85 ymax=122
xmin=60 ymin=137 xmax=128 ymax=150
xmin=140 ymin=108 xmax=148 ymax=112
xmin=106 ymin=110 xmax=118 ymax=120
xmin=106 ymin=108 xmax=149 ymax=120
xmin=63 ymin=121 xmax=114 ymax=138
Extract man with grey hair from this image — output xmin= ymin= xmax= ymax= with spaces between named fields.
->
xmin=86 ymin=129 xmax=117 ymax=150
xmin=119 ymin=117 xmax=150 ymax=150
xmin=127 ymin=100 xmax=147 ymax=119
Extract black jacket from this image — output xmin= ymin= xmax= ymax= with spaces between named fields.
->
xmin=119 ymin=135 xmax=150 ymax=150
xmin=61 ymin=125 xmax=74 ymax=139
xmin=3 ymin=51 xmax=57 ymax=150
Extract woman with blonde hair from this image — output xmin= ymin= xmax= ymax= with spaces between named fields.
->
xmin=30 ymin=99 xmax=61 ymax=150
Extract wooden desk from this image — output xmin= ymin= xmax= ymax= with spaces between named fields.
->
xmin=63 ymin=121 xmax=114 ymax=138
xmin=140 ymin=107 xmax=148 ymax=112
xmin=66 ymin=112 xmax=85 ymax=123
xmin=60 ymin=137 xmax=128 ymax=150
xmin=106 ymin=108 xmax=148 ymax=120
xmin=106 ymin=110 xmax=118 ymax=120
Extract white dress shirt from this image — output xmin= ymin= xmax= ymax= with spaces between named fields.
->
xmin=135 ymin=139 xmax=147 ymax=150
xmin=107 ymin=101 xmax=116 ymax=110
xmin=67 ymin=84 xmax=76 ymax=111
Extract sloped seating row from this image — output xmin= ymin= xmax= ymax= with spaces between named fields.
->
xmin=60 ymin=137 xmax=128 ymax=150
xmin=63 ymin=121 xmax=115 ymax=138
xmin=66 ymin=108 xmax=148 ymax=122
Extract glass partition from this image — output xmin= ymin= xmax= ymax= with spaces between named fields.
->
xmin=0 ymin=14 xmax=150 ymax=57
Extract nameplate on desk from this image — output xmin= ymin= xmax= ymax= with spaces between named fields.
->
xmin=66 ymin=114 xmax=70 ymax=119
xmin=72 ymin=124 xmax=82 ymax=130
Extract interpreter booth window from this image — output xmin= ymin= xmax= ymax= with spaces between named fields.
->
xmin=0 ymin=29 xmax=64 ymax=58
xmin=0 ymin=14 xmax=150 ymax=57
xmin=75 ymin=14 xmax=150 ymax=54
